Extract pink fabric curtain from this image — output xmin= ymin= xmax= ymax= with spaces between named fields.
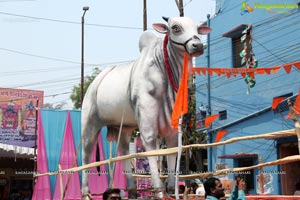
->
xmin=88 ymin=133 xmax=109 ymax=199
xmin=53 ymin=111 xmax=81 ymax=200
xmin=32 ymin=110 xmax=52 ymax=200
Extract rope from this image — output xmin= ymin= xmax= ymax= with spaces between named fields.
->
xmin=35 ymin=128 xmax=296 ymax=177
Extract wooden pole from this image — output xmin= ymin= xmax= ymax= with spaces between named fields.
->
xmin=259 ymin=157 xmax=264 ymax=194
xmin=58 ymin=164 xmax=64 ymax=200
xmin=109 ymin=141 xmax=114 ymax=188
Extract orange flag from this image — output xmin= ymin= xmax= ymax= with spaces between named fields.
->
xmin=272 ymin=97 xmax=285 ymax=110
xmin=286 ymin=90 xmax=300 ymax=119
xmin=205 ymin=114 xmax=220 ymax=127
xmin=215 ymin=130 xmax=228 ymax=143
xmin=171 ymin=53 xmax=189 ymax=129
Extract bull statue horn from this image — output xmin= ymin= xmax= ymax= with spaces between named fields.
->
xmin=162 ymin=16 xmax=169 ymax=22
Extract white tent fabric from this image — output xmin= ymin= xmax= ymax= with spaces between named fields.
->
xmin=0 ymin=143 xmax=34 ymax=158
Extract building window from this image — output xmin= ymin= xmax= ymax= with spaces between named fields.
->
xmin=232 ymin=34 xmax=250 ymax=68
xmin=222 ymin=24 xmax=255 ymax=68
xmin=218 ymin=110 xmax=227 ymax=120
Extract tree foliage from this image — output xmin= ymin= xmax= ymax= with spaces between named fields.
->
xmin=43 ymin=102 xmax=67 ymax=110
xmin=70 ymin=67 xmax=101 ymax=109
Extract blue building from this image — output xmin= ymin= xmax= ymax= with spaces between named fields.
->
xmin=195 ymin=0 xmax=300 ymax=195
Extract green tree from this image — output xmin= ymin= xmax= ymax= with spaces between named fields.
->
xmin=70 ymin=67 xmax=101 ymax=109
xmin=43 ymin=102 xmax=67 ymax=110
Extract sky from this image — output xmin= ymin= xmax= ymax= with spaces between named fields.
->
xmin=0 ymin=0 xmax=215 ymax=109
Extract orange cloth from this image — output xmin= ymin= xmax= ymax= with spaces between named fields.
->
xmin=171 ymin=53 xmax=189 ymax=129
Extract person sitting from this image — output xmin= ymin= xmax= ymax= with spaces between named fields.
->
xmin=103 ymin=188 xmax=121 ymax=200
xmin=203 ymin=176 xmax=246 ymax=200
xmin=294 ymin=182 xmax=300 ymax=195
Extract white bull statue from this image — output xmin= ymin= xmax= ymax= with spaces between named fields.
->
xmin=81 ymin=16 xmax=211 ymax=199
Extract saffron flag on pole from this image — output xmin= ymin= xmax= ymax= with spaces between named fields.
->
xmin=171 ymin=53 xmax=189 ymax=129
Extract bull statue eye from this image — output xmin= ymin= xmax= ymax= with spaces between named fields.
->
xmin=171 ymin=25 xmax=181 ymax=34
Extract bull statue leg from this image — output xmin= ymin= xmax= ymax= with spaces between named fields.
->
xmin=81 ymin=103 xmax=103 ymax=200
xmin=135 ymin=97 xmax=165 ymax=198
xmin=118 ymin=131 xmax=138 ymax=198
xmin=165 ymin=134 xmax=178 ymax=194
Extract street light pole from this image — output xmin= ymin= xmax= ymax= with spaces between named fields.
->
xmin=81 ymin=6 xmax=89 ymax=107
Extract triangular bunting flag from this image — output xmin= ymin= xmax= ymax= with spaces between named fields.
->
xmin=272 ymin=97 xmax=285 ymax=110
xmin=272 ymin=66 xmax=281 ymax=74
xmin=293 ymin=62 xmax=300 ymax=70
xmin=215 ymin=130 xmax=228 ymax=143
xmin=283 ymin=64 xmax=293 ymax=74
xmin=205 ymin=114 xmax=220 ymax=127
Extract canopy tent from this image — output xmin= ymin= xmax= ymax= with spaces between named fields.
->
xmin=0 ymin=143 xmax=34 ymax=159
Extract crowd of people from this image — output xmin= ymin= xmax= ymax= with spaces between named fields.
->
xmin=102 ymin=178 xmax=300 ymax=199
xmin=102 ymin=175 xmax=246 ymax=200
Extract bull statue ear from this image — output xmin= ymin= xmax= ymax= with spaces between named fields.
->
xmin=198 ymin=26 xmax=212 ymax=35
xmin=162 ymin=16 xmax=169 ymax=22
xmin=152 ymin=23 xmax=168 ymax=34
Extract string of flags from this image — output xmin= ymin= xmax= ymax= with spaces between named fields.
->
xmin=192 ymin=61 xmax=300 ymax=78
xmin=171 ymin=50 xmax=300 ymax=143
xmin=213 ymin=91 xmax=300 ymax=143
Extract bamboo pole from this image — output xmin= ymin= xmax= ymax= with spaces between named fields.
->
xmin=58 ymin=164 xmax=64 ymax=200
xmin=35 ymin=129 xmax=296 ymax=178
xmin=259 ymin=157 xmax=264 ymax=194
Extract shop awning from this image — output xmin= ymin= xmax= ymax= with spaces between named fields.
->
xmin=218 ymin=153 xmax=258 ymax=159
xmin=0 ymin=143 xmax=35 ymax=159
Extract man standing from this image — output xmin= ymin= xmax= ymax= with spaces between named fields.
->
xmin=203 ymin=177 xmax=246 ymax=200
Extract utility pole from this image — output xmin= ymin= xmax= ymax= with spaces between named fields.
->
xmin=143 ymin=0 xmax=147 ymax=31
xmin=175 ymin=0 xmax=184 ymax=17
xmin=206 ymin=14 xmax=212 ymax=172
xmin=81 ymin=6 xmax=89 ymax=107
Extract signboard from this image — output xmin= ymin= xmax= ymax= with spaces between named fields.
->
xmin=0 ymin=88 xmax=44 ymax=148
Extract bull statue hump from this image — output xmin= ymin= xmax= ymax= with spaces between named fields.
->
xmin=81 ymin=16 xmax=211 ymax=199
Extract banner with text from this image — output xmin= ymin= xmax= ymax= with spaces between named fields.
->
xmin=0 ymin=88 xmax=44 ymax=148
